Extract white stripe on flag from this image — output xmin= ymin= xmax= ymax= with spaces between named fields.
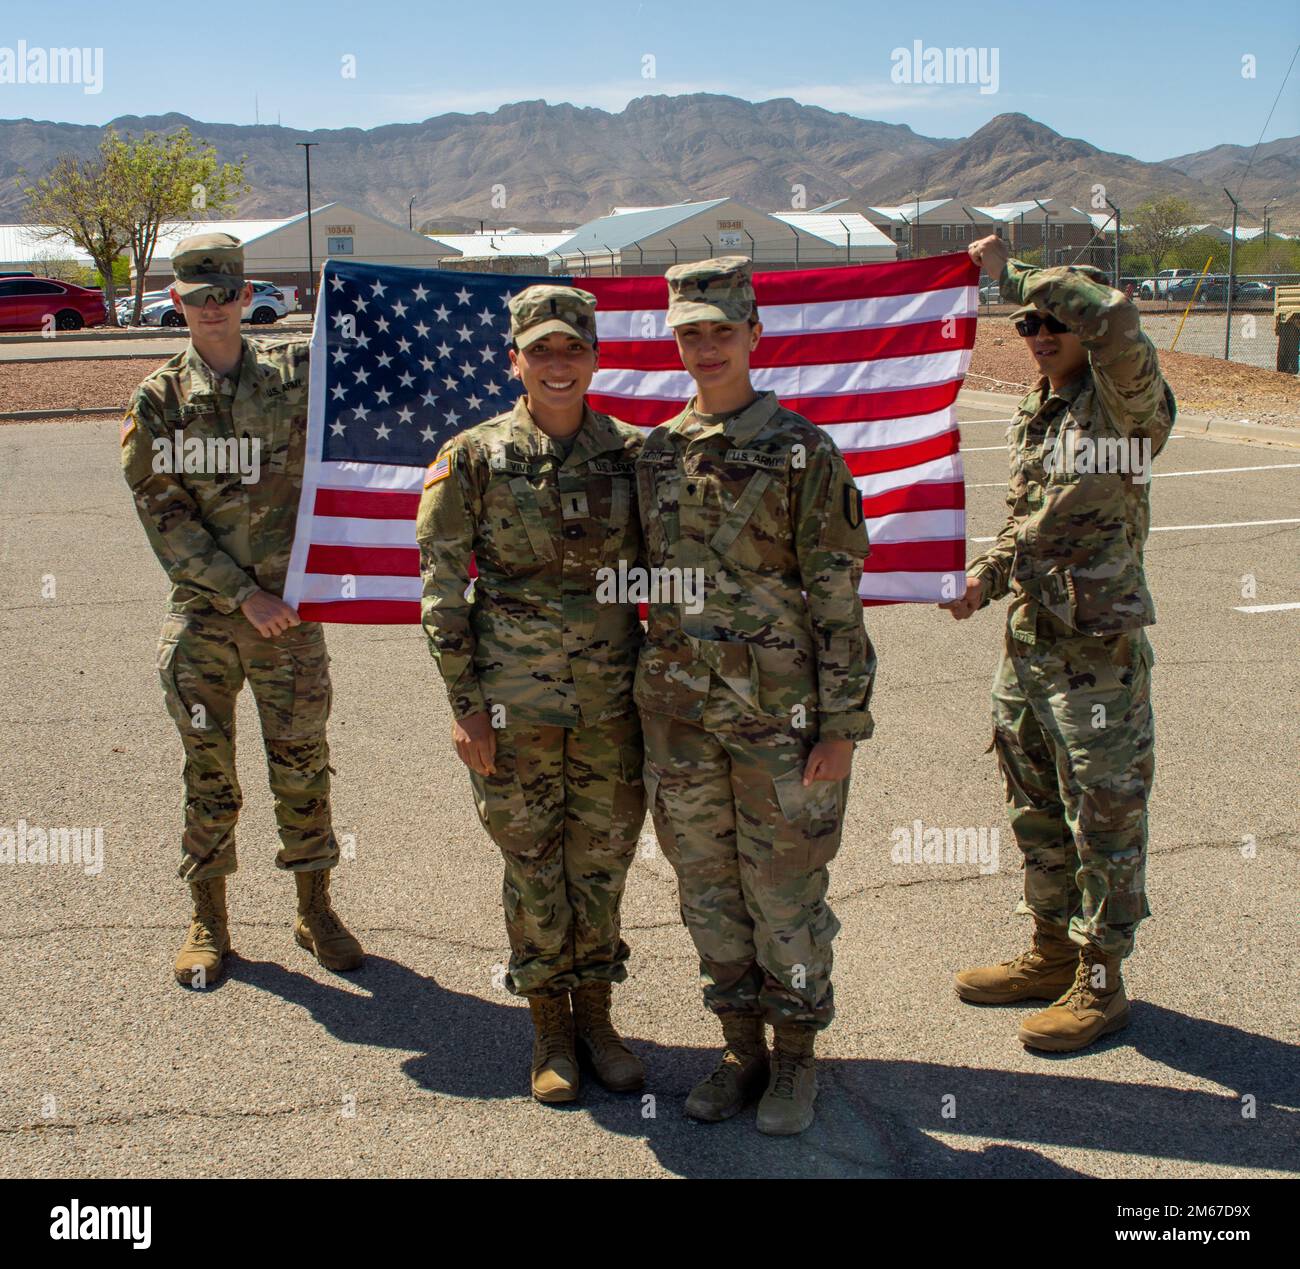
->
xmin=298 ymin=574 xmax=423 ymax=602
xmin=855 ymin=452 xmax=964 ymax=498
xmin=315 ymin=460 xmax=428 ymax=491
xmin=829 ymin=407 xmax=956 ymax=452
xmin=594 ymin=286 xmax=977 ymax=340
xmin=860 ymin=571 xmax=962 ymax=601
xmin=866 ymin=510 xmax=965 ymax=544
xmin=591 ymin=349 xmax=970 ymax=399
xmin=310 ymin=516 xmax=418 ymax=547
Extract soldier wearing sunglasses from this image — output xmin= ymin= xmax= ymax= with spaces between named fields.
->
xmin=122 ymin=233 xmax=363 ymax=988
xmin=940 ymin=235 xmax=1174 ymax=1053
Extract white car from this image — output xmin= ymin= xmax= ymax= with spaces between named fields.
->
xmin=1138 ymin=269 xmax=1196 ymax=300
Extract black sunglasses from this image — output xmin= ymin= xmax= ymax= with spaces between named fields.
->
xmin=1014 ymin=314 xmax=1070 ymax=337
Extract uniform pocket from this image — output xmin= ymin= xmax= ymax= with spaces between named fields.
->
xmin=470 ymin=764 xmax=537 ymax=857
xmin=770 ymin=767 xmax=843 ymax=878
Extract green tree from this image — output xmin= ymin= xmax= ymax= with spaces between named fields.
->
xmin=20 ymin=152 xmax=132 ymax=324
xmin=1169 ymin=232 xmax=1227 ymax=273
xmin=105 ymin=126 xmax=248 ymax=324
xmin=1130 ymin=196 xmax=1199 ymax=276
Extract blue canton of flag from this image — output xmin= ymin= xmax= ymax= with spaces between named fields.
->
xmin=320 ymin=259 xmax=556 ymax=465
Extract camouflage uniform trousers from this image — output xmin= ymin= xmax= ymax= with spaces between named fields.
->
xmin=468 ymin=712 xmax=645 ymax=997
xmin=992 ymin=626 xmax=1155 ymax=957
xmin=156 ymin=611 xmax=338 ymax=883
xmin=641 ymin=705 xmax=847 ymax=1030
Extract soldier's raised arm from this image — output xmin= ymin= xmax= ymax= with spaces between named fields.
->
xmin=999 ymin=259 xmax=1169 ymax=436
xmin=120 ymin=389 xmax=260 ymax=614
xmin=792 ymin=435 xmax=877 ymax=743
xmin=415 ymin=438 xmax=487 ymax=720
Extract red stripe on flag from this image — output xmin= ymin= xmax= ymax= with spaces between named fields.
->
xmin=598 ymin=318 xmax=976 ymax=371
xmin=299 ymin=600 xmax=422 ymax=624
xmin=305 ymin=544 xmax=420 ymax=577
xmin=860 ymin=479 xmax=965 ymax=518
xmin=862 ymin=539 xmax=966 ymax=572
xmin=844 ymin=429 xmax=959 ymax=476
xmin=315 ymin=487 xmax=423 ymax=519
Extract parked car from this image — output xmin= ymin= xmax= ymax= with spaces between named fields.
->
xmin=978 ymin=282 xmax=1002 ymax=303
xmin=116 ymin=290 xmax=171 ymax=324
xmin=0 ymin=276 xmax=106 ymax=331
xmin=1139 ymin=268 xmax=1197 ymax=300
xmin=243 ymin=280 xmax=289 ymax=324
xmin=1234 ymin=280 xmax=1275 ymax=301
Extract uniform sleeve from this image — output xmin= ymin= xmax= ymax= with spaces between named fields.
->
xmin=415 ymin=440 xmax=487 ymax=719
xmin=1000 ymin=259 xmax=1170 ymax=436
xmin=966 ymin=496 xmax=1019 ymax=606
xmin=120 ymin=389 xmax=260 ymax=614
xmin=793 ymin=438 xmax=877 ymax=743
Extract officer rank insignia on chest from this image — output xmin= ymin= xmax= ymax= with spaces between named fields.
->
xmin=725 ymin=448 xmax=786 ymax=470
xmin=424 ymin=455 xmax=452 ymax=488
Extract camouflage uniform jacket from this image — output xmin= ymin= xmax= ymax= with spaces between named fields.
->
xmin=968 ymin=261 xmax=1176 ymax=644
xmin=121 ymin=337 xmax=310 ymax=615
xmin=635 ymin=390 xmax=875 ymax=742
xmin=416 ymin=398 xmax=644 ymax=728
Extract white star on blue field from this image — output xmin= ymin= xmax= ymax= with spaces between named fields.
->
xmin=320 ymin=260 xmax=558 ymax=465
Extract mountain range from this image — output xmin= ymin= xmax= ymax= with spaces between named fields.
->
xmin=1 ymin=96 xmax=1295 ymax=232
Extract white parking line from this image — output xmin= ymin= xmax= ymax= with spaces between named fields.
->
xmin=968 ymin=461 xmax=1300 ymax=488
xmin=970 ymin=517 xmax=1300 ymax=542
xmin=1233 ymin=602 xmax=1300 ymax=613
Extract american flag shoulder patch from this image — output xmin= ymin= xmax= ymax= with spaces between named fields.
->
xmin=424 ymin=454 xmax=452 ymax=488
xmin=120 ymin=411 xmax=136 ymax=446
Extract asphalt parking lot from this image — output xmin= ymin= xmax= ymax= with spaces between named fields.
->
xmin=0 ymin=399 xmax=1296 ymax=1179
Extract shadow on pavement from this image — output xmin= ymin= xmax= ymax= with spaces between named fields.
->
xmin=232 ymin=955 xmax=1299 ymax=1179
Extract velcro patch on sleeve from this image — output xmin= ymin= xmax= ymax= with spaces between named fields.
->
xmin=424 ymin=454 xmax=452 ymax=488
xmin=120 ymin=412 xmax=137 ymax=446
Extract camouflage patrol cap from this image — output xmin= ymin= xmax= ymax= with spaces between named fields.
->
xmin=665 ymin=256 xmax=754 ymax=327
xmin=172 ymin=232 xmax=246 ymax=306
xmin=508 ymin=284 xmax=598 ymax=350
xmin=1009 ymin=265 xmax=1112 ymax=321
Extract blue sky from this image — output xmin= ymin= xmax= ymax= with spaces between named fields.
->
xmin=1 ymin=0 xmax=1296 ymax=160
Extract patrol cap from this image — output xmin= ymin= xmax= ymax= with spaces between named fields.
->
xmin=665 ymin=256 xmax=755 ymax=327
xmin=1009 ymin=265 xmax=1111 ymax=322
xmin=172 ymin=232 xmax=246 ymax=306
xmin=508 ymin=284 xmax=598 ymax=350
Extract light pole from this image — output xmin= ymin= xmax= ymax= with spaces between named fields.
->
xmin=1105 ymin=196 xmax=1122 ymax=288
xmin=1224 ymin=187 xmax=1241 ymax=361
xmin=409 ymin=196 xmax=416 ymax=231
xmin=296 ymin=142 xmax=318 ymax=303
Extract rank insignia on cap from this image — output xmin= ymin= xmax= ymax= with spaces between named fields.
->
xmin=120 ymin=412 xmax=136 ymax=446
xmin=424 ymin=454 xmax=452 ymax=488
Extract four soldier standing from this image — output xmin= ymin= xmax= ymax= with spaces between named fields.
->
xmin=945 ymin=236 xmax=1173 ymax=1053
xmin=417 ymin=287 xmax=647 ymax=1103
xmin=129 ymin=237 xmax=1165 ymax=1123
xmin=123 ymin=232 xmax=364 ymax=988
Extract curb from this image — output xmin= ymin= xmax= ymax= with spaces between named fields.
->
xmin=0 ymin=406 xmax=122 ymax=421
xmin=957 ymin=388 xmax=1300 ymax=448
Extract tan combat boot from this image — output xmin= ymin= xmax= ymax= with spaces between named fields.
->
xmin=293 ymin=869 xmax=364 ymax=971
xmin=528 ymin=993 xmax=580 ymax=1103
xmin=1018 ymin=942 xmax=1129 ymax=1053
xmin=174 ymin=878 xmax=231 ymax=988
xmin=572 ymin=981 xmax=645 ymax=1092
xmin=684 ymin=1015 xmax=769 ymax=1123
xmin=757 ymin=1023 xmax=819 ymax=1136
xmin=953 ymin=919 xmax=1079 ymax=1004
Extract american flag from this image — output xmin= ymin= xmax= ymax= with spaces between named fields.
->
xmin=283 ymin=254 xmax=978 ymax=621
